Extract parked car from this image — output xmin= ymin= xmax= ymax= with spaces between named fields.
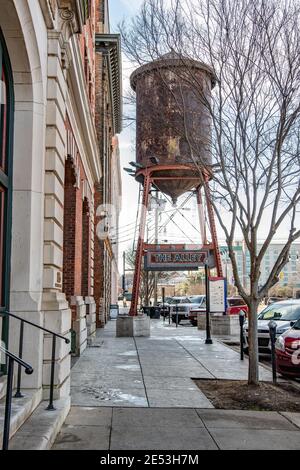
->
xmin=226 ymin=297 xmax=248 ymax=316
xmin=188 ymin=296 xmax=247 ymax=327
xmin=157 ymin=297 xmax=173 ymax=317
xmin=243 ymin=300 xmax=300 ymax=354
xmin=275 ymin=318 xmax=300 ymax=378
xmin=188 ymin=297 xmax=207 ymax=326
xmin=266 ymin=296 xmax=287 ymax=305
xmin=170 ymin=296 xmax=205 ymax=324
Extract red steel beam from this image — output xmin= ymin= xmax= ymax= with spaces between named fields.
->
xmin=129 ymin=173 xmax=152 ymax=316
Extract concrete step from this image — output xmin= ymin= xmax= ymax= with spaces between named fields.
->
xmin=8 ymin=397 xmax=70 ymax=450
xmin=0 ymin=388 xmax=42 ymax=445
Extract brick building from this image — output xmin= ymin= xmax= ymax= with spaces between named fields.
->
xmin=0 ymin=0 xmax=122 ymax=437
xmin=94 ymin=2 xmax=122 ymax=326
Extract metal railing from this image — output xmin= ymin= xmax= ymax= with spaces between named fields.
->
xmin=1 ymin=311 xmax=70 ymax=449
xmin=0 ymin=346 xmax=33 ymax=450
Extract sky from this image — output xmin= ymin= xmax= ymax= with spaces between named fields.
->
xmin=109 ymin=0 xmax=150 ymax=269
xmin=109 ymin=0 xmax=207 ymax=269
xmin=108 ymin=0 xmax=299 ymax=271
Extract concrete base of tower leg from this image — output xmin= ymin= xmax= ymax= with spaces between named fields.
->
xmin=116 ymin=314 xmax=151 ymax=337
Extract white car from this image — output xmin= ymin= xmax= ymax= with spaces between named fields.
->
xmin=170 ymin=295 xmax=205 ymax=324
xmin=243 ymin=300 xmax=300 ymax=354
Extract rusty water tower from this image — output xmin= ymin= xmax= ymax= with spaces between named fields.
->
xmin=130 ymin=52 xmax=216 ymax=204
xmin=128 ymin=53 xmax=222 ymax=316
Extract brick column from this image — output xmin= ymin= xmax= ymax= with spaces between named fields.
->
xmin=94 ymin=182 xmax=105 ymax=327
xmin=63 ymin=156 xmax=87 ymax=356
xmin=82 ymin=197 xmax=92 ymax=296
xmin=82 ymin=197 xmax=96 ymax=342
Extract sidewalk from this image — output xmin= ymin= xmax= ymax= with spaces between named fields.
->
xmin=52 ymin=319 xmax=300 ymax=450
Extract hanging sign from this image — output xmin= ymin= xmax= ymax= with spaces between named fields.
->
xmin=209 ymin=277 xmax=227 ymax=313
xmin=145 ymin=250 xmax=207 ymax=271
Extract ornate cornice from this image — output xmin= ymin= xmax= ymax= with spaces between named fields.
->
xmin=95 ymin=34 xmax=123 ymax=135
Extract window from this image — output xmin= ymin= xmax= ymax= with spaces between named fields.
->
xmin=0 ymin=29 xmax=13 ymax=352
xmin=81 ymin=0 xmax=91 ymax=23
xmin=228 ymin=298 xmax=247 ymax=307
xmin=0 ymin=188 xmax=5 ymax=304
xmin=259 ymin=304 xmax=295 ymax=321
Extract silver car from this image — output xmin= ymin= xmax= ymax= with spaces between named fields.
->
xmin=170 ymin=295 xmax=205 ymax=324
xmin=243 ymin=300 xmax=300 ymax=354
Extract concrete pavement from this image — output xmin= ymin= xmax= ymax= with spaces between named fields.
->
xmin=52 ymin=406 xmax=300 ymax=450
xmin=52 ymin=318 xmax=300 ymax=450
xmin=70 ymin=319 xmax=273 ymax=408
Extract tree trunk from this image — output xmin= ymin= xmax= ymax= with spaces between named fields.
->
xmin=248 ymin=300 xmax=259 ymax=385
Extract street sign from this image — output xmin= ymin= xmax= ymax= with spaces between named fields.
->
xmin=145 ymin=249 xmax=208 ymax=271
xmin=209 ymin=277 xmax=227 ymax=313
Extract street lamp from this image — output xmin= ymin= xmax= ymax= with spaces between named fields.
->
xmin=129 ymin=162 xmax=144 ymax=169
xmin=205 ymin=261 xmax=213 ymax=345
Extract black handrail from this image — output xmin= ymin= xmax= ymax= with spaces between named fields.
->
xmin=3 ymin=311 xmax=68 ymax=341
xmin=2 ymin=310 xmax=70 ymax=411
xmin=0 ymin=346 xmax=33 ymax=374
xmin=0 ymin=346 xmax=33 ymax=450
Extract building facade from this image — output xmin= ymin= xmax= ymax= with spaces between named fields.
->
xmin=0 ymin=0 xmax=122 ymax=422
xmin=94 ymin=2 xmax=122 ymax=325
xmin=221 ymin=242 xmax=300 ymax=293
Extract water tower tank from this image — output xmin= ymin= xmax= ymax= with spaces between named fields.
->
xmin=130 ymin=53 xmax=216 ymax=203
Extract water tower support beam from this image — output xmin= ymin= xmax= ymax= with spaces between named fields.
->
xmin=129 ymin=172 xmax=152 ymax=316
xmin=196 ymin=186 xmax=207 ymax=246
xmin=204 ymin=177 xmax=223 ymax=277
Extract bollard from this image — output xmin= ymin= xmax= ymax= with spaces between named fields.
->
xmin=239 ymin=310 xmax=246 ymax=361
xmin=205 ymin=263 xmax=213 ymax=344
xmin=162 ymin=288 xmax=165 ymax=323
xmin=268 ymin=320 xmax=277 ymax=384
xmin=176 ymin=301 xmax=179 ymax=328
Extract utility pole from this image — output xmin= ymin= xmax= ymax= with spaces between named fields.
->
xmin=122 ymin=251 xmax=126 ymax=294
xmin=154 ymin=189 xmax=159 ymax=306
xmin=146 ymin=222 xmax=149 ymax=305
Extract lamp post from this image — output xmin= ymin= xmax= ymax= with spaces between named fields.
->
xmin=205 ymin=261 xmax=213 ymax=345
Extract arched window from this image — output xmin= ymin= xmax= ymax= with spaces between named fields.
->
xmin=0 ymin=28 xmax=14 ymax=351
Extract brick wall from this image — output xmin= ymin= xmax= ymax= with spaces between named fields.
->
xmin=79 ymin=0 xmax=96 ymax=116
xmin=93 ymin=0 xmax=117 ymax=326
xmin=94 ymin=182 xmax=104 ymax=326
xmin=63 ymin=156 xmax=77 ymax=305
xmin=62 ymin=156 xmax=87 ymax=315
xmin=82 ymin=197 xmax=92 ymax=297
xmin=95 ymin=0 xmax=105 ymax=32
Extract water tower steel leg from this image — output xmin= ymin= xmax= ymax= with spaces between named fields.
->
xmin=129 ymin=172 xmax=152 ymax=316
xmin=196 ymin=186 xmax=207 ymax=246
xmin=204 ymin=177 xmax=223 ymax=277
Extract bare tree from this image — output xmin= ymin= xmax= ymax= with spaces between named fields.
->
xmin=120 ymin=0 xmax=300 ymax=385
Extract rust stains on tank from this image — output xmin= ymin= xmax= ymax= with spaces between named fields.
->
xmin=131 ymin=53 xmax=216 ymax=202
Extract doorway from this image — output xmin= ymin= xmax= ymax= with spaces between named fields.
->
xmin=0 ymin=28 xmax=14 ymax=359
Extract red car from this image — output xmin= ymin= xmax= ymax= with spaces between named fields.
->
xmin=275 ymin=319 xmax=300 ymax=378
xmin=226 ymin=297 xmax=248 ymax=316
xmin=189 ymin=296 xmax=248 ymax=326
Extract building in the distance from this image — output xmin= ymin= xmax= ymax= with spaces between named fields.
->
xmin=220 ymin=241 xmax=300 ymax=293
